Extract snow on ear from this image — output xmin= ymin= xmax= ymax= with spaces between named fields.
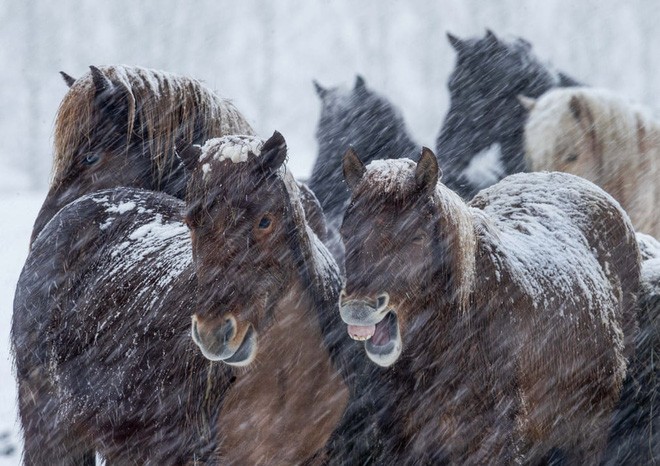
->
xmin=59 ymin=71 xmax=76 ymax=88
xmin=90 ymin=65 xmax=114 ymax=96
xmin=447 ymin=32 xmax=466 ymax=53
xmin=313 ymin=80 xmax=327 ymax=99
xmin=343 ymin=147 xmax=366 ymax=191
xmin=176 ymin=142 xmax=203 ymax=172
xmin=260 ymin=131 xmax=288 ymax=172
xmin=518 ymin=95 xmax=537 ymax=112
xmin=415 ymin=147 xmax=439 ymax=195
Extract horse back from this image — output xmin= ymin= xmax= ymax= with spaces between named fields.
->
xmin=471 ymin=172 xmax=640 ymax=451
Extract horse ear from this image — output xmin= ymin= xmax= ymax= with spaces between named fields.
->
xmin=415 ymin=147 xmax=439 ymax=195
xmin=89 ymin=65 xmax=130 ymax=125
xmin=343 ymin=147 xmax=366 ymax=191
xmin=569 ymin=95 xmax=586 ymax=121
xmin=90 ymin=65 xmax=114 ymax=96
xmin=517 ymin=95 xmax=537 ymax=112
xmin=176 ymin=142 xmax=203 ymax=172
xmin=354 ymin=75 xmax=366 ymax=91
xmin=260 ymin=131 xmax=288 ymax=172
xmin=485 ymin=29 xmax=499 ymax=46
xmin=313 ymin=80 xmax=327 ymax=99
xmin=59 ymin=71 xmax=76 ymax=88
xmin=447 ymin=32 xmax=466 ymax=52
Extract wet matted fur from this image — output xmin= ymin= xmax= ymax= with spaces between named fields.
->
xmin=523 ymin=87 xmax=660 ymax=238
xmin=340 ymin=149 xmax=640 ymax=464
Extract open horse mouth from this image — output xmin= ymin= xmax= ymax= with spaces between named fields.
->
xmin=341 ymin=299 xmax=402 ymax=367
xmin=191 ymin=317 xmax=257 ymax=367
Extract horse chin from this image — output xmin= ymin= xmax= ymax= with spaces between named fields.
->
xmin=223 ymin=326 xmax=257 ymax=367
xmin=364 ymin=311 xmax=402 ymax=367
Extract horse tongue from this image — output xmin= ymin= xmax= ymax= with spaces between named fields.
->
xmin=371 ymin=319 xmax=390 ymax=346
xmin=347 ymin=324 xmax=376 ymax=341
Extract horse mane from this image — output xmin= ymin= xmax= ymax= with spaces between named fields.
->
xmin=52 ymin=65 xmax=254 ymax=189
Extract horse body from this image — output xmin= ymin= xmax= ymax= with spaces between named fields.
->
xmin=13 ymin=134 xmax=358 ymax=464
xmin=340 ymin=151 xmax=640 ymax=464
xmin=524 ymin=87 xmax=660 ymax=238
xmin=310 ymin=76 xmax=419 ymax=261
xmin=32 ymin=65 xmax=254 ymax=244
xmin=437 ymin=30 xmax=581 ymax=199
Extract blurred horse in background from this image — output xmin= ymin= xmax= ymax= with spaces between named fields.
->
xmin=12 ymin=133 xmax=373 ymax=464
xmin=310 ymin=75 xmax=420 ymax=263
xmin=436 ymin=29 xmax=581 ymax=199
xmin=31 ymin=64 xmax=254 ymax=244
xmin=522 ymin=87 xmax=659 ymax=238
xmin=339 ymin=149 xmax=640 ymax=464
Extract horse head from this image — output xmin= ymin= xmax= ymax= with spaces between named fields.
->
xmin=311 ymin=75 xmax=418 ymax=220
xmin=339 ymin=147 xmax=474 ymax=367
xmin=181 ymin=133 xmax=300 ymax=366
xmin=32 ymin=65 xmax=253 ymax=245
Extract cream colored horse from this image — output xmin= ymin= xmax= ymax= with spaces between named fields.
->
xmin=522 ymin=88 xmax=659 ymax=237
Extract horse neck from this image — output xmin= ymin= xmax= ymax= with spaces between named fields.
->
xmin=217 ymin=277 xmax=348 ymax=463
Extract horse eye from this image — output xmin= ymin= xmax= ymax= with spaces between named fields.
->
xmin=412 ymin=232 xmax=427 ymax=244
xmin=566 ymin=153 xmax=579 ymax=163
xmin=258 ymin=216 xmax=272 ymax=230
xmin=84 ymin=153 xmax=101 ymax=165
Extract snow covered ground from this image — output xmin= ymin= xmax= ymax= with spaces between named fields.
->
xmin=0 ymin=190 xmax=44 ymax=465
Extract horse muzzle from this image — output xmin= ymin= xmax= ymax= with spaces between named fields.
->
xmin=191 ymin=314 xmax=257 ymax=366
xmin=339 ymin=291 xmax=402 ymax=367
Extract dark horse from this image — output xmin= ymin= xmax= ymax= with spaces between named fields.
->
xmin=339 ymin=148 xmax=640 ymax=463
xmin=12 ymin=133 xmax=382 ymax=464
xmin=31 ymin=64 xmax=254 ymax=244
xmin=310 ymin=75 xmax=419 ymax=262
xmin=436 ymin=30 xmax=581 ymax=199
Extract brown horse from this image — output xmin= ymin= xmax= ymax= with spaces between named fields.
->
xmin=339 ymin=148 xmax=640 ymax=464
xmin=522 ymin=87 xmax=660 ymax=238
xmin=31 ymin=64 xmax=254 ymax=244
xmin=12 ymin=133 xmax=364 ymax=464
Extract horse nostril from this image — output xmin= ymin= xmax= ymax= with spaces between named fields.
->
xmin=339 ymin=289 xmax=348 ymax=306
xmin=376 ymin=293 xmax=389 ymax=312
xmin=220 ymin=317 xmax=236 ymax=344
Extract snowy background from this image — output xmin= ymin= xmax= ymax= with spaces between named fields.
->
xmin=1 ymin=0 xmax=659 ymax=462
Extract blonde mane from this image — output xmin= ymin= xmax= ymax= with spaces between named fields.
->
xmin=524 ymin=87 xmax=660 ymax=236
xmin=52 ymin=65 xmax=254 ymax=189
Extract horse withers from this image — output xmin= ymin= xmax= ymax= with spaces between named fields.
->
xmin=338 ymin=147 xmax=640 ymax=463
xmin=12 ymin=133 xmax=358 ymax=464
xmin=31 ymin=65 xmax=254 ymax=245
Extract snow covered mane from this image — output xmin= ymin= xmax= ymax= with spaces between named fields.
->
xmin=523 ymin=87 xmax=660 ymax=237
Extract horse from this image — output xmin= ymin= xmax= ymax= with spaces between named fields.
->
xmin=522 ymin=87 xmax=660 ymax=238
xmin=31 ymin=64 xmax=254 ymax=245
xmin=310 ymin=75 xmax=420 ymax=263
xmin=603 ymin=232 xmax=660 ymax=464
xmin=338 ymin=148 xmax=640 ymax=464
xmin=436 ymin=29 xmax=581 ymax=199
xmin=12 ymin=133 xmax=384 ymax=464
